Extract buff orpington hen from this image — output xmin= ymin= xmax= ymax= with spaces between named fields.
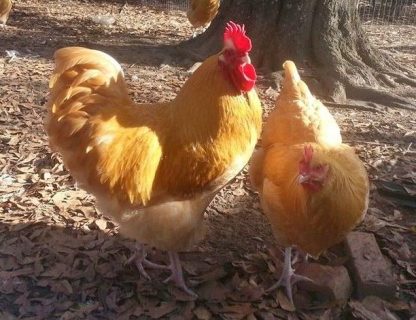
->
xmin=250 ymin=61 xmax=369 ymax=305
xmin=187 ymin=0 xmax=220 ymax=36
xmin=0 ymin=0 xmax=12 ymax=28
xmin=46 ymin=22 xmax=262 ymax=297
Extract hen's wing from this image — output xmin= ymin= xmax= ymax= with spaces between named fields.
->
xmin=248 ymin=148 xmax=265 ymax=192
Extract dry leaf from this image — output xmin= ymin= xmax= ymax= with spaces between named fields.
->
xmin=95 ymin=218 xmax=108 ymax=230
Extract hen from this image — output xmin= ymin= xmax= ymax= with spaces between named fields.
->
xmin=46 ymin=22 xmax=262 ymax=296
xmin=250 ymin=61 xmax=369 ymax=305
xmin=187 ymin=0 xmax=220 ymax=36
xmin=0 ymin=0 xmax=12 ymax=28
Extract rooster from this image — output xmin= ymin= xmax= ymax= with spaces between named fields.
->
xmin=46 ymin=22 xmax=262 ymax=296
xmin=250 ymin=61 xmax=369 ymax=305
xmin=187 ymin=0 xmax=220 ymax=37
xmin=0 ymin=0 xmax=12 ymax=28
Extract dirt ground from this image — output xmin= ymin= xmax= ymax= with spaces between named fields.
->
xmin=0 ymin=0 xmax=415 ymax=319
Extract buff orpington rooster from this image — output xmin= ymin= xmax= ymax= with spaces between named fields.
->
xmin=0 ymin=0 xmax=12 ymax=28
xmin=187 ymin=0 xmax=220 ymax=36
xmin=46 ymin=22 xmax=262 ymax=297
xmin=250 ymin=61 xmax=369 ymax=305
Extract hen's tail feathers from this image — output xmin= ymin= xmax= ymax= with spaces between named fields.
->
xmin=282 ymin=60 xmax=313 ymax=101
xmin=48 ymin=47 xmax=131 ymax=115
xmin=282 ymin=60 xmax=300 ymax=83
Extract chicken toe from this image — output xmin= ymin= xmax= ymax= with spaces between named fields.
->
xmin=267 ymin=247 xmax=314 ymax=305
xmin=126 ymin=244 xmax=169 ymax=280
xmin=163 ymin=251 xmax=197 ymax=298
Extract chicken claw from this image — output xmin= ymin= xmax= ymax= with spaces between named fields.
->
xmin=126 ymin=244 xmax=169 ymax=280
xmin=163 ymin=251 xmax=198 ymax=298
xmin=267 ymin=247 xmax=314 ymax=305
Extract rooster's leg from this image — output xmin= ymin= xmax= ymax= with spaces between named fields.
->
xmin=267 ymin=246 xmax=314 ymax=305
xmin=127 ymin=244 xmax=169 ymax=280
xmin=292 ymin=247 xmax=310 ymax=265
xmin=163 ymin=251 xmax=197 ymax=298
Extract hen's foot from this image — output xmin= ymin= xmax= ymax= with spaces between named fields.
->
xmin=163 ymin=251 xmax=197 ymax=298
xmin=126 ymin=244 xmax=169 ymax=280
xmin=267 ymin=247 xmax=314 ymax=305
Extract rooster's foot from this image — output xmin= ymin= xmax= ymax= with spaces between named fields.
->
xmin=163 ymin=251 xmax=197 ymax=298
xmin=127 ymin=244 xmax=169 ymax=280
xmin=292 ymin=248 xmax=310 ymax=265
xmin=267 ymin=246 xmax=314 ymax=305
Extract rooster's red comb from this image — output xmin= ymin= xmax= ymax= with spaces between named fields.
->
xmin=223 ymin=21 xmax=252 ymax=54
xmin=303 ymin=145 xmax=314 ymax=163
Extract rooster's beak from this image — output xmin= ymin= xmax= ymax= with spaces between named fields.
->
xmin=241 ymin=53 xmax=251 ymax=64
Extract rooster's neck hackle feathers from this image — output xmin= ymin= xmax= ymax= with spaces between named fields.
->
xmin=173 ymin=54 xmax=255 ymax=138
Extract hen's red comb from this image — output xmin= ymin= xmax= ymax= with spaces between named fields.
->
xmin=303 ymin=145 xmax=314 ymax=163
xmin=223 ymin=21 xmax=252 ymax=54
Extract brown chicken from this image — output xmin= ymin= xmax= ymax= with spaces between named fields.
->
xmin=250 ymin=61 xmax=369 ymax=304
xmin=0 ymin=0 xmax=12 ymax=28
xmin=46 ymin=22 xmax=262 ymax=296
xmin=187 ymin=0 xmax=220 ymax=35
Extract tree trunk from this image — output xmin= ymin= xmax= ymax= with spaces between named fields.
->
xmin=180 ymin=0 xmax=416 ymax=110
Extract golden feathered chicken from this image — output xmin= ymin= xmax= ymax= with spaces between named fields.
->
xmin=0 ymin=0 xmax=12 ymax=28
xmin=46 ymin=22 xmax=262 ymax=296
xmin=250 ymin=61 xmax=369 ymax=304
xmin=187 ymin=0 xmax=220 ymax=36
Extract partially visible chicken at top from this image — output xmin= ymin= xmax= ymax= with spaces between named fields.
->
xmin=187 ymin=0 xmax=220 ymax=36
xmin=0 ymin=0 xmax=12 ymax=28
xmin=46 ymin=22 xmax=262 ymax=296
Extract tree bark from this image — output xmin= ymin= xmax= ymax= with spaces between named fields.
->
xmin=180 ymin=0 xmax=416 ymax=110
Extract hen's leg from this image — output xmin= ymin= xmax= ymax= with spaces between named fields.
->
xmin=267 ymin=246 xmax=313 ymax=305
xmin=163 ymin=251 xmax=197 ymax=298
xmin=126 ymin=244 xmax=169 ymax=280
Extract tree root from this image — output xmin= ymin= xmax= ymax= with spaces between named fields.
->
xmin=322 ymin=101 xmax=382 ymax=113
xmin=346 ymin=85 xmax=416 ymax=110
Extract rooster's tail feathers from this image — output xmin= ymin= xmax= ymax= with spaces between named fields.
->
xmin=48 ymin=47 xmax=130 ymax=114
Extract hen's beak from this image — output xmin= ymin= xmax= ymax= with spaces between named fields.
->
xmin=298 ymin=174 xmax=309 ymax=184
